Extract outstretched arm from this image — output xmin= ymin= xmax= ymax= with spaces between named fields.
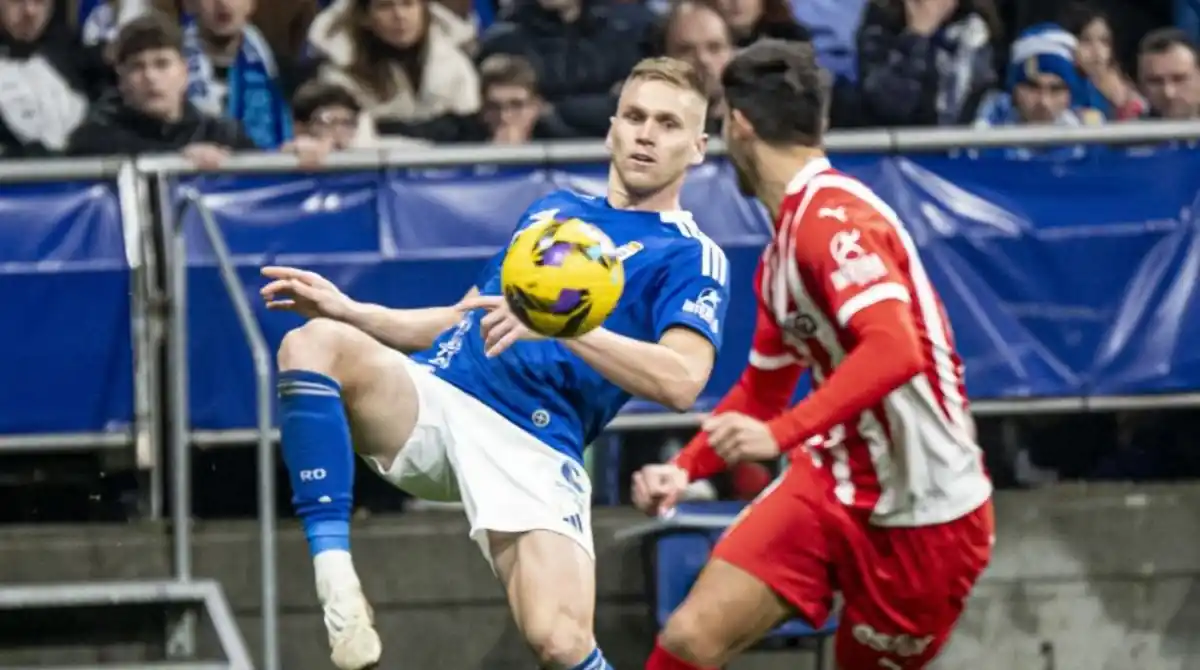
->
xmin=261 ymin=265 xmax=476 ymax=353
xmin=343 ymin=287 xmax=478 ymax=353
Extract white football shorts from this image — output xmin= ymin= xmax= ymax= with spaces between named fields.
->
xmin=364 ymin=353 xmax=595 ymax=563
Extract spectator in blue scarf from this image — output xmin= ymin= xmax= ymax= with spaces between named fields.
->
xmin=182 ymin=0 xmax=295 ymax=149
xmin=972 ymin=23 xmax=1103 ymax=160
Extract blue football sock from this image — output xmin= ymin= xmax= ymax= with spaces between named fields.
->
xmin=567 ymin=647 xmax=613 ymax=670
xmin=277 ymin=369 xmax=355 ymax=557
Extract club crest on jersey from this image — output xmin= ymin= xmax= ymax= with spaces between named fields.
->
xmin=828 ymin=229 xmax=887 ymax=290
xmin=783 ymin=312 xmax=818 ymax=337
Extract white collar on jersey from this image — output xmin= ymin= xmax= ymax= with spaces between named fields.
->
xmin=784 ymin=156 xmax=833 ymax=194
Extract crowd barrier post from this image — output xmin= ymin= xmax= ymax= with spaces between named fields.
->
xmin=157 ymin=174 xmax=200 ymax=660
xmin=177 ymin=185 xmax=280 ymax=670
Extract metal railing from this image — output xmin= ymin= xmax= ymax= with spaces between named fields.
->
xmin=2 ymin=118 xmax=1200 ymax=669
xmin=162 ymin=188 xmax=279 ymax=670
xmin=6 ymin=118 xmax=1200 ymax=453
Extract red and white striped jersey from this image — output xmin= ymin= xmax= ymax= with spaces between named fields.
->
xmin=755 ymin=157 xmax=992 ymax=527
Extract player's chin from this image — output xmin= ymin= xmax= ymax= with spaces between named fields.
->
xmin=621 ymin=171 xmax=672 ymax=195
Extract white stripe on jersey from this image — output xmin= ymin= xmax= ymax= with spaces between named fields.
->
xmin=774 ymin=171 xmax=987 ymax=526
xmin=749 ymin=350 xmax=799 ymax=370
xmin=660 ymin=211 xmax=728 ymax=284
xmin=810 ymin=174 xmax=970 ymax=434
xmin=836 ymin=282 xmax=911 ymax=327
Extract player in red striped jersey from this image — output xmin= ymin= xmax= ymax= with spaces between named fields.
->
xmin=636 ymin=40 xmax=995 ymax=670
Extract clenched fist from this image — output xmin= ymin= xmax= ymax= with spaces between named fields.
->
xmin=631 ymin=463 xmax=690 ymax=517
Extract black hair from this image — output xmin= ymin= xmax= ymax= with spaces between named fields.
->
xmin=721 ymin=39 xmax=827 ymax=146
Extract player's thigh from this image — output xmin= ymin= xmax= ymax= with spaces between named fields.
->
xmin=833 ymin=502 xmax=994 ymax=669
xmin=489 ymin=529 xmax=596 ymax=664
xmin=277 ymin=317 xmax=421 ymax=464
xmin=661 ymin=467 xmax=837 ymax=666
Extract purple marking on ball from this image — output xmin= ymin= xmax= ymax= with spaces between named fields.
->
xmin=551 ymin=289 xmax=583 ymax=313
xmin=539 ymin=241 xmax=574 ymax=267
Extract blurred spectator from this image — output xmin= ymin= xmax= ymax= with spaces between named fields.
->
xmin=308 ymin=0 xmax=480 ymax=130
xmin=72 ymin=0 xmax=170 ymax=47
xmin=0 ymin=0 xmax=110 ymax=156
xmin=71 ymin=0 xmax=321 ymax=63
xmin=390 ymin=52 xmax=571 ymax=142
xmin=1060 ymin=1 xmax=1146 ymax=119
xmin=1137 ymin=27 xmax=1200 ymax=118
xmin=67 ymin=13 xmax=256 ymax=164
xmin=309 ymin=0 xmax=476 ymax=53
xmin=857 ymin=0 xmax=1000 ymax=126
xmin=790 ymin=0 xmax=867 ymax=83
xmin=713 ymin=0 xmax=809 ymax=47
xmin=658 ymin=0 xmax=732 ymax=133
xmin=973 ymin=23 xmax=1101 ymax=159
xmin=1176 ymin=0 xmax=1200 ymax=45
xmin=183 ymin=0 xmax=296 ymax=149
xmin=290 ymin=79 xmax=361 ymax=149
xmin=251 ymin=0 xmax=319 ymax=60
xmin=477 ymin=0 xmax=652 ymax=137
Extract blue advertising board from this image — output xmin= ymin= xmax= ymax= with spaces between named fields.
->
xmin=5 ymin=150 xmax=1200 ymax=436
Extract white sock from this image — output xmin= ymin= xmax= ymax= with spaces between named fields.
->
xmin=314 ymin=549 xmax=361 ymax=601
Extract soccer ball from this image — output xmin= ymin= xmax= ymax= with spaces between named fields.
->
xmin=500 ymin=217 xmax=625 ymax=338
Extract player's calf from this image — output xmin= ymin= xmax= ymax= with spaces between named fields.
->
xmin=276 ymin=318 xmax=417 ymax=669
xmin=490 ymin=530 xmax=614 ymax=670
xmin=648 ymin=559 xmax=793 ymax=670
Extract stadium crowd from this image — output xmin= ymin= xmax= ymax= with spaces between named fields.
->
xmin=0 ymin=0 xmax=1195 ymax=162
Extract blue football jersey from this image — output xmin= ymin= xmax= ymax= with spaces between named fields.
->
xmin=410 ymin=190 xmax=731 ymax=463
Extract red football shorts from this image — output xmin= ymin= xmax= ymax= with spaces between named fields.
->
xmin=710 ymin=462 xmax=993 ymax=669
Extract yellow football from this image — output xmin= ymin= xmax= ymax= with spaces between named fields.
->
xmin=500 ymin=217 xmax=625 ymax=337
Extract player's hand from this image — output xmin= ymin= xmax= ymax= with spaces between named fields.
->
xmin=705 ymin=412 xmax=781 ymax=464
xmin=282 ymin=135 xmax=334 ymax=168
xmin=631 ymin=463 xmax=689 ymax=517
xmin=260 ymin=266 xmax=357 ymax=321
xmin=457 ymin=294 xmax=545 ymax=357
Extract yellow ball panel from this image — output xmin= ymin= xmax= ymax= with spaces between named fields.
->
xmin=500 ymin=218 xmax=625 ymax=338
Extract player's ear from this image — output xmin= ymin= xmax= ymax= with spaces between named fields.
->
xmin=604 ymin=119 xmax=614 ymax=153
xmin=729 ymin=108 xmax=754 ymax=140
xmin=691 ymin=133 xmax=708 ymax=166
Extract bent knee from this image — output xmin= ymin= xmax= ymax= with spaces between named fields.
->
xmin=659 ymin=605 xmax=732 ymax=667
xmin=277 ymin=318 xmax=369 ymax=376
xmin=524 ymin=621 xmax=594 ymax=669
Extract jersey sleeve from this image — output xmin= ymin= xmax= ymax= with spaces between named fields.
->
xmin=794 ymin=189 xmax=913 ymax=328
xmin=650 ymin=236 xmax=731 ymax=349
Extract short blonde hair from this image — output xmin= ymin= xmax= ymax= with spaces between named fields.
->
xmin=625 ymin=57 xmax=708 ymax=99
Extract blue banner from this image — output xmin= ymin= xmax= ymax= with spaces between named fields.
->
xmin=175 ymin=151 xmax=1200 ymax=431
xmin=6 ymin=150 xmax=1200 ymax=438
xmin=0 ymin=180 xmax=133 ymax=435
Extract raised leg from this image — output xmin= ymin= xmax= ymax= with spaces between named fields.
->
xmin=276 ymin=317 xmax=422 ymax=669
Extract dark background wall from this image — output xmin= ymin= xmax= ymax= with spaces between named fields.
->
xmin=0 ymin=483 xmax=1196 ymax=670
